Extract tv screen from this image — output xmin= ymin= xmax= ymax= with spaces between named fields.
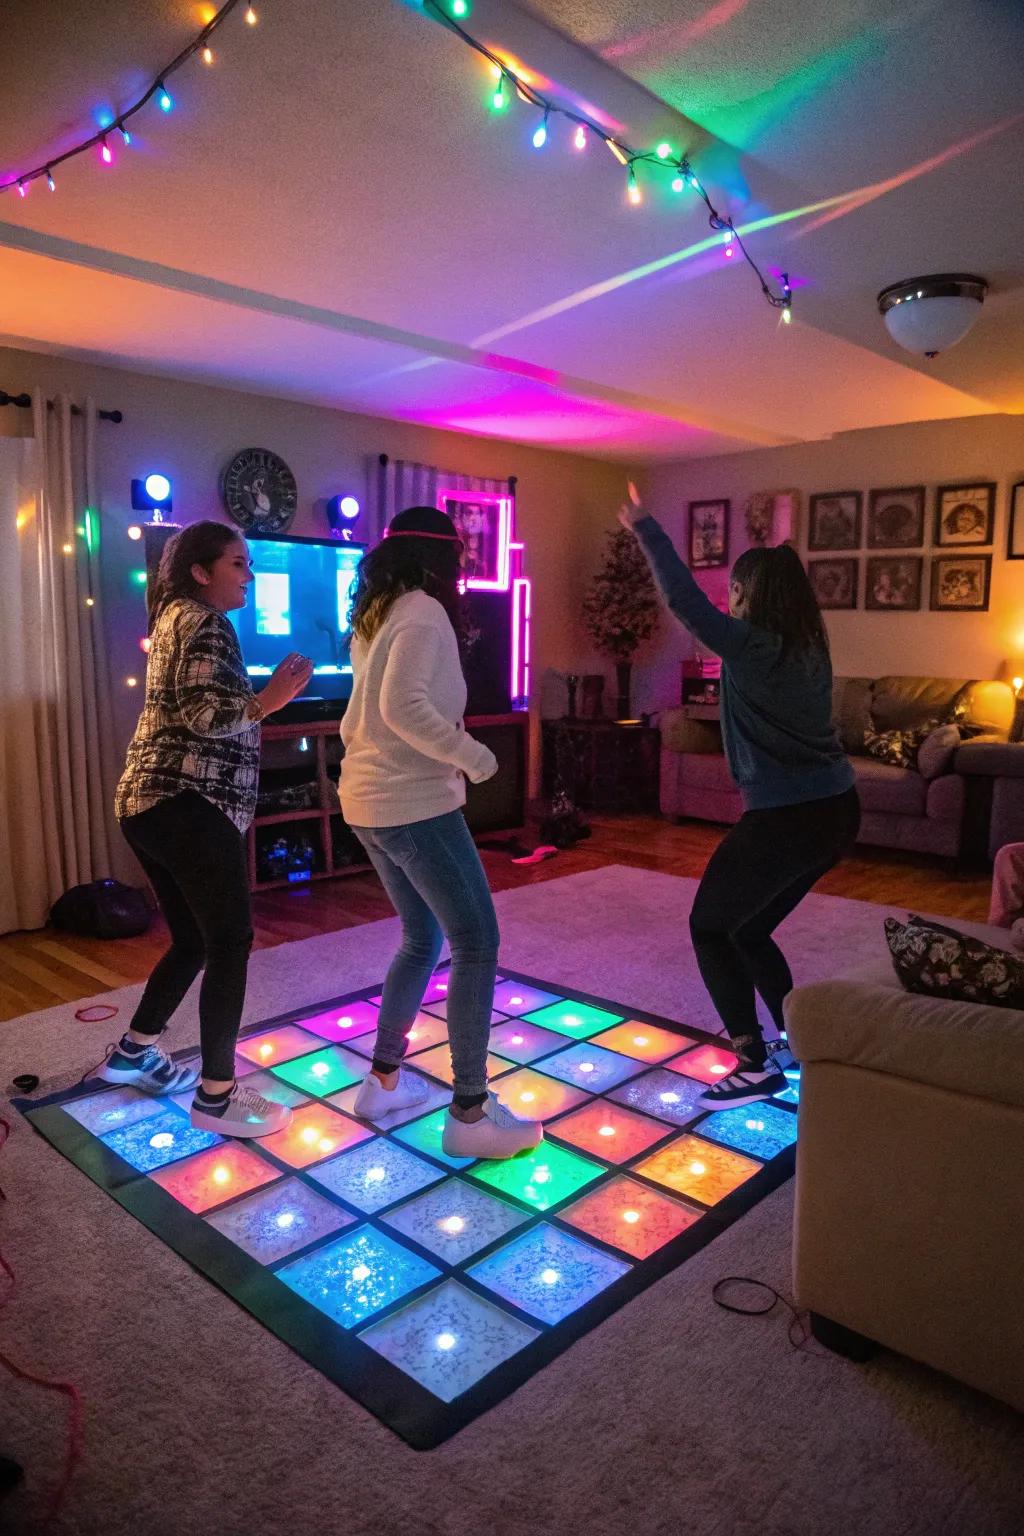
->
xmin=230 ymin=535 xmax=364 ymax=705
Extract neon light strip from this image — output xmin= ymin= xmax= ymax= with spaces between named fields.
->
xmin=512 ymin=578 xmax=532 ymax=702
xmin=435 ymin=488 xmax=513 ymax=592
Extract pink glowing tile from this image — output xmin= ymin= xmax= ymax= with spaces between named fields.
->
xmin=491 ymin=981 xmax=561 ymax=1016
xmin=206 ymin=1176 xmax=354 ymax=1263
xmin=236 ymin=1025 xmax=323 ymax=1068
xmin=634 ymin=1134 xmax=760 ymax=1205
xmin=488 ymin=1019 xmax=567 ymax=1065
xmin=560 ymin=1175 xmax=702 ymax=1259
xmin=296 ymin=1000 xmax=380 ymax=1043
xmin=667 ymin=1043 xmax=738 ymax=1085
xmin=403 ymin=1014 xmax=451 ymax=1053
xmin=591 ymin=1021 xmax=690 ymax=1064
xmin=149 ymin=1141 xmax=278 ymax=1213
xmin=329 ymin=1075 xmax=451 ymax=1129
xmin=492 ymin=1066 xmax=589 ymax=1122
xmin=421 ymin=997 xmax=507 ymax=1026
xmin=547 ymin=1100 xmax=671 ymax=1163
xmin=258 ymin=1102 xmax=372 ymax=1169
xmin=412 ymin=1045 xmax=512 ymax=1088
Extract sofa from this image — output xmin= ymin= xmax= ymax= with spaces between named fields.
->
xmin=785 ymin=917 xmax=1024 ymax=1412
xmin=659 ymin=675 xmax=1016 ymax=858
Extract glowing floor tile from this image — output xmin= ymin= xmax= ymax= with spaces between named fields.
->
xmin=667 ymin=1043 xmax=738 ymax=1084
xmin=411 ymin=1045 xmax=512 ymax=1088
xmin=775 ymin=1080 xmax=801 ymax=1106
xmin=491 ymin=1066 xmax=589 ymax=1122
xmin=536 ymin=1041 xmax=646 ymax=1093
xmin=359 ymin=1278 xmax=538 ymax=1402
xmin=233 ymin=1052 xmax=260 ymax=1079
xmin=236 ymin=1070 xmax=310 ymax=1109
xmin=380 ymin=1177 xmax=529 ymax=1262
xmin=259 ymin=1102 xmax=372 ymax=1169
xmin=270 ymin=1044 xmax=365 ymax=1098
xmin=392 ymin=1107 xmax=475 ymax=1169
xmin=278 ymin=1225 xmax=440 ymax=1329
xmin=295 ymin=1000 xmax=381 ymax=1043
xmin=607 ymin=1068 xmax=706 ymax=1126
xmin=634 ymin=1134 xmax=760 ymax=1205
xmin=206 ymin=1176 xmax=354 ymax=1263
xmin=468 ymin=1142 xmax=604 ymax=1211
xmin=468 ymin=1222 xmax=630 ymax=1325
xmin=101 ymin=1108 xmax=221 ymax=1173
xmin=420 ymin=996 xmax=507 ymax=1026
xmin=149 ymin=1141 xmax=278 ymax=1213
xmin=236 ymin=1025 xmax=323 ymax=1068
xmin=696 ymin=1102 xmax=797 ymax=1161
xmin=522 ymin=1000 xmax=623 ymax=1040
xmin=63 ymin=1085 xmax=168 ymax=1135
xmin=591 ymin=1021 xmax=690 ymax=1064
xmin=309 ymin=1136 xmax=444 ymax=1214
xmin=488 ymin=1019 xmax=567 ymax=1065
xmin=491 ymin=981 xmax=561 ymax=1016
xmin=560 ymin=1175 xmax=702 ymax=1260
xmin=332 ymin=1011 xmax=449 ymax=1060
xmin=329 ymin=1075 xmax=451 ymax=1129
xmin=548 ymin=1100 xmax=670 ymax=1163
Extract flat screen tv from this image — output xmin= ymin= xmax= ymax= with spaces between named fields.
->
xmin=229 ymin=534 xmax=365 ymax=720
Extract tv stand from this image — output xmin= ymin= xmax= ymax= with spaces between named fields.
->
xmin=274 ymin=695 xmax=350 ymax=726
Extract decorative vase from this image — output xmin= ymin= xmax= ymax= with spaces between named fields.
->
xmin=615 ymin=661 xmax=632 ymax=720
xmin=580 ymin=674 xmax=605 ymax=718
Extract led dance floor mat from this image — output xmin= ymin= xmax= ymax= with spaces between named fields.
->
xmin=19 ymin=968 xmax=798 ymax=1449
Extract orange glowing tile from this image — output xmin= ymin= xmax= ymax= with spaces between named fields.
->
xmin=236 ymin=1026 xmax=323 ymax=1066
xmin=547 ymin=1100 xmax=670 ymax=1163
xmin=666 ymin=1043 xmax=738 ymax=1084
xmin=590 ymin=1021 xmax=690 ymax=1063
xmin=402 ymin=1014 xmax=450 ymax=1054
xmin=258 ymin=1103 xmax=372 ymax=1169
xmin=634 ymin=1134 xmax=760 ymax=1205
xmin=490 ymin=1066 xmax=589 ymax=1122
xmin=560 ymin=1175 xmax=702 ymax=1259
xmin=149 ymin=1141 xmax=278 ymax=1213
xmin=412 ymin=1044 xmax=512 ymax=1088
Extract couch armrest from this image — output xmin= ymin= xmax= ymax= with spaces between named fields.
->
xmin=659 ymin=707 xmax=722 ymax=755
xmin=956 ymin=741 xmax=1024 ymax=775
xmin=785 ymin=978 xmax=1024 ymax=1112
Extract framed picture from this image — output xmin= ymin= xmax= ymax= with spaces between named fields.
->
xmin=808 ymin=558 xmax=858 ymax=610
xmin=930 ymin=554 xmax=992 ymax=611
xmin=743 ymin=489 xmax=801 ymax=548
xmin=1008 ymin=481 xmax=1024 ymax=560
xmin=934 ymin=483 xmax=995 ymax=547
xmin=436 ymin=487 xmax=513 ymax=591
xmin=688 ymin=499 xmax=730 ymax=569
xmin=867 ymin=486 xmax=925 ymax=548
xmin=808 ymin=492 xmax=862 ymax=551
xmin=865 ymin=556 xmax=923 ymax=611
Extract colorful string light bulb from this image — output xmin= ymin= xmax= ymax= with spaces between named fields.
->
xmin=47 ymin=168 xmax=56 ymax=191
xmin=574 ymin=124 xmax=586 ymax=151
xmin=245 ymin=4 xmax=258 ymax=24
xmin=157 ymin=82 xmax=173 ymax=112
xmin=723 ymin=227 xmax=735 ymax=257
xmin=17 ymin=180 xmax=26 ymax=197
xmin=492 ymin=73 xmax=508 ymax=111
xmin=605 ymin=138 xmax=628 ymax=166
xmin=671 ymin=174 xmax=684 ymax=192
xmin=100 ymin=138 xmax=113 ymax=165
xmin=451 ymin=0 xmax=470 ymax=15
xmin=627 ymin=166 xmax=642 ymax=206
xmin=119 ymin=124 xmax=132 ymax=145
xmin=202 ymin=45 xmax=214 ymax=65
xmin=532 ymin=110 xmax=549 ymax=149
xmin=655 ymin=141 xmax=672 ymax=159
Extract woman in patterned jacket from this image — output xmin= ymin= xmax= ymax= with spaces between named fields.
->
xmin=102 ymin=521 xmax=313 ymax=1138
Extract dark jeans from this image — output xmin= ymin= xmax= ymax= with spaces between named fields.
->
xmin=351 ymin=810 xmax=500 ymax=1099
xmin=120 ymin=791 xmax=254 ymax=1082
xmin=689 ymin=786 xmax=861 ymax=1066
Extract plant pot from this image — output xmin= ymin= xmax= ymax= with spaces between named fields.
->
xmin=615 ymin=661 xmax=632 ymax=720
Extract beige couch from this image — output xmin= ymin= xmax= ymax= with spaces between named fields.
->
xmin=785 ymin=918 xmax=1024 ymax=1412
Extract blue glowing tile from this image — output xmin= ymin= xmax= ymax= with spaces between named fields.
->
xmin=239 ymin=1070 xmax=311 ymax=1109
xmin=695 ymin=1101 xmax=798 ymax=1160
xmin=101 ymin=1107 xmax=221 ymax=1172
xmin=607 ymin=1068 xmax=706 ymax=1126
xmin=308 ymin=1136 xmax=444 ymax=1214
xmin=277 ymin=1226 xmax=440 ymax=1328
xmin=392 ymin=1107 xmax=475 ymax=1169
xmin=359 ymin=1279 xmax=538 ymax=1402
xmin=467 ymin=1223 xmax=631 ymax=1325
xmin=380 ymin=1177 xmax=529 ymax=1263
xmin=63 ymin=1085 xmax=170 ymax=1135
xmin=775 ymin=1081 xmax=801 ymax=1106
xmin=491 ymin=981 xmax=562 ymax=1016
xmin=536 ymin=1042 xmax=647 ymax=1093
xmin=488 ymin=1019 xmax=568 ymax=1065
xmin=206 ymin=1176 xmax=354 ymax=1263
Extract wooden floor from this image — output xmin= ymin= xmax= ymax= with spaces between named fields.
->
xmin=0 ymin=815 xmax=993 ymax=1023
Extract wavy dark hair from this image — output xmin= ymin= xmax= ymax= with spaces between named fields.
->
xmin=147 ymin=520 xmax=243 ymax=632
xmin=731 ymin=544 xmax=830 ymax=660
xmin=350 ymin=508 xmax=463 ymax=644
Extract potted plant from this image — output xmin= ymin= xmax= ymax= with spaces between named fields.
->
xmin=582 ymin=526 xmax=660 ymax=718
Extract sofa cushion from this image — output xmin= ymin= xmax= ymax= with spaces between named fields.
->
xmin=917 ymin=724 xmax=961 ymax=779
xmin=831 ymin=677 xmax=873 ymax=753
xmin=852 ymin=756 xmax=927 ymax=815
xmin=863 ymin=720 xmax=938 ymax=770
xmin=884 ymin=915 xmax=1024 ymax=1009
xmin=869 ymin=676 xmax=968 ymax=733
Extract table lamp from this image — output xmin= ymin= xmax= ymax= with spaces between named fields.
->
xmin=1000 ymin=659 xmax=1024 ymax=742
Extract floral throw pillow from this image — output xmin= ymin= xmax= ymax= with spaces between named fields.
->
xmin=884 ymin=916 xmax=1024 ymax=1008
xmin=863 ymin=719 xmax=938 ymax=769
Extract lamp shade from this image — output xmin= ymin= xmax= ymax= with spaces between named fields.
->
xmin=877 ymin=274 xmax=987 ymax=357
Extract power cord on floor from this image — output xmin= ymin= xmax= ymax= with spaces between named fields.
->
xmin=712 ymin=1275 xmax=831 ymax=1356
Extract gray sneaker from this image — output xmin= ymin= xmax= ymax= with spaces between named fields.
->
xmin=190 ymin=1082 xmax=292 ymax=1139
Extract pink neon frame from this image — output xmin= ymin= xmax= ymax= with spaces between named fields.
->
xmin=512 ymin=577 xmax=532 ymax=703
xmin=436 ymin=487 xmax=513 ymax=591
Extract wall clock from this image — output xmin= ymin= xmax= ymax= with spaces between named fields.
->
xmin=221 ymin=448 xmax=298 ymax=533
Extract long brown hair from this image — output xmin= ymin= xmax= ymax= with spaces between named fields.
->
xmin=730 ymin=544 xmax=830 ymax=660
xmin=350 ymin=507 xmax=463 ymax=644
xmin=147 ymin=520 xmax=242 ymax=632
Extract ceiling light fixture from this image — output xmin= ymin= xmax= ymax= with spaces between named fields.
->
xmin=877 ymin=273 xmax=987 ymax=358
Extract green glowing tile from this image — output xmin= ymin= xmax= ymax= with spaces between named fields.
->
xmin=467 ymin=1140 xmax=605 ymax=1211
xmin=270 ymin=1045 xmax=364 ymax=1098
xmin=522 ymin=1000 xmax=623 ymax=1040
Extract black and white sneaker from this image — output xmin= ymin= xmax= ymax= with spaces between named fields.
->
xmin=696 ymin=1062 xmax=787 ymax=1112
xmin=767 ymin=1039 xmax=797 ymax=1074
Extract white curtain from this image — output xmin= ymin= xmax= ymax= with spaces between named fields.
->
xmin=366 ymin=456 xmax=509 ymax=543
xmin=0 ymin=392 xmax=121 ymax=933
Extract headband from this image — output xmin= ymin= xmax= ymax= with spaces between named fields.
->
xmin=385 ymin=528 xmax=464 ymax=544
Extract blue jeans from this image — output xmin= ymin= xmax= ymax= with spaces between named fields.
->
xmin=350 ymin=810 xmax=499 ymax=1098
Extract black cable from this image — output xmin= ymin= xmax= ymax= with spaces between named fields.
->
xmin=712 ymin=1275 xmax=829 ymax=1355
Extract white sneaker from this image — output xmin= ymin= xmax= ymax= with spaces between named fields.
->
xmin=441 ymin=1091 xmax=543 ymax=1161
xmin=353 ymin=1069 xmax=430 ymax=1122
xmin=190 ymin=1082 xmax=292 ymax=1139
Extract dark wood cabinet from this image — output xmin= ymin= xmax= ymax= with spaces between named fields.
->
xmin=541 ymin=718 xmax=660 ymax=814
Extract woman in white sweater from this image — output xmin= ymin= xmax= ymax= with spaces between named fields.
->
xmin=340 ymin=505 xmax=541 ymax=1160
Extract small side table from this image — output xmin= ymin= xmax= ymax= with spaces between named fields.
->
xmin=541 ymin=717 xmax=661 ymax=813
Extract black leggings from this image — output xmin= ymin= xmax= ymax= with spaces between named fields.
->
xmin=689 ymin=787 xmax=860 ymax=1066
xmin=120 ymin=792 xmax=254 ymax=1082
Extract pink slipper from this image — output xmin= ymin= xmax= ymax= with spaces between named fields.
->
xmin=510 ymin=845 xmax=559 ymax=865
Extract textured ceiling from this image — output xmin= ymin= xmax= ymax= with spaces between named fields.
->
xmin=0 ymin=0 xmax=1020 ymax=460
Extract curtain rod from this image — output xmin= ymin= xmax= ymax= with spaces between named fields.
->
xmin=0 ymin=389 xmax=123 ymax=424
